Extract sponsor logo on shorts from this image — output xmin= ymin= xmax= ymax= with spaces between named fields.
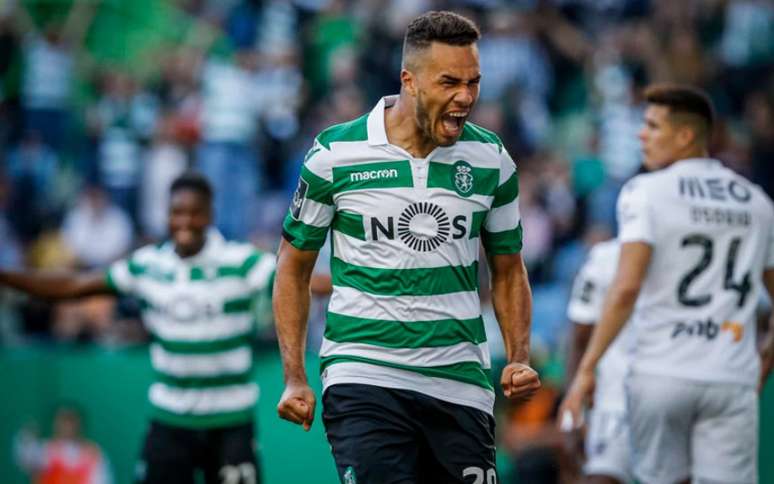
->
xmin=344 ymin=466 xmax=357 ymax=484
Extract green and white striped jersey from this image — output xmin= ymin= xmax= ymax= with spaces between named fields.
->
xmin=106 ymin=229 xmax=276 ymax=429
xmin=283 ymin=96 xmax=522 ymax=414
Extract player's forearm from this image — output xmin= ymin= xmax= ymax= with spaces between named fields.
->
xmin=578 ymin=286 xmax=637 ymax=373
xmin=566 ymin=323 xmax=593 ymax=384
xmin=273 ymin=261 xmax=313 ymax=384
xmin=0 ymin=271 xmax=108 ymax=300
xmin=491 ymin=259 xmax=532 ymax=365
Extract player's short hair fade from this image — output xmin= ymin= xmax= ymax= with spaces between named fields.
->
xmin=403 ymin=11 xmax=480 ymax=65
xmin=644 ymin=83 xmax=715 ymax=135
xmin=170 ymin=171 xmax=213 ymax=202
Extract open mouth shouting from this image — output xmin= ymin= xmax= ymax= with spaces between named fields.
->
xmin=440 ymin=111 xmax=469 ymax=140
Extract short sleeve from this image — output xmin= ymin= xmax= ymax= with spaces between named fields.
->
xmin=282 ymin=140 xmax=336 ymax=251
xmin=617 ymin=176 xmax=655 ymax=244
xmin=567 ymin=255 xmax=607 ymax=324
xmin=105 ymin=257 xmax=137 ymax=295
xmin=482 ymin=149 xmax=522 ymax=255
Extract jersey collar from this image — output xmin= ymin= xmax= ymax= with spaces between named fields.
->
xmin=366 ymin=95 xmax=398 ymax=146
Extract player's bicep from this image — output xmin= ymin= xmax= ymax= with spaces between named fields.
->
xmin=613 ymin=242 xmax=652 ymax=295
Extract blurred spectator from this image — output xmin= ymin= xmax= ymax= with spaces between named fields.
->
xmin=5 ymin=130 xmax=60 ymax=242
xmin=15 ymin=0 xmax=99 ymax=152
xmin=88 ymin=69 xmax=159 ymax=222
xmin=15 ymin=404 xmax=113 ymax=484
xmin=196 ymin=49 xmax=262 ymax=240
xmin=139 ymin=115 xmax=189 ymax=239
xmin=61 ymin=185 xmax=132 ymax=269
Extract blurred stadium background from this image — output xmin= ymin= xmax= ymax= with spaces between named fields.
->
xmin=0 ymin=0 xmax=772 ymax=483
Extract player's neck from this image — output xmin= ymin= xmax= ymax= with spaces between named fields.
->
xmin=385 ymin=96 xmax=437 ymax=158
xmin=674 ymin=146 xmax=710 ymax=165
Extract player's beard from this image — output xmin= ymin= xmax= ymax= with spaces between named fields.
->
xmin=415 ymin=91 xmax=441 ymax=147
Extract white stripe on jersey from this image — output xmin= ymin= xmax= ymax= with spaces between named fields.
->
xmin=320 ymin=338 xmax=492 ymax=369
xmin=485 ymin=196 xmax=521 ymax=233
xmin=146 ymin=313 xmax=254 ymax=342
xmin=331 ymin=229 xmax=480 ymax=269
xmin=150 ymin=344 xmax=252 ymax=377
xmin=149 ymin=382 xmax=258 ymax=414
xmin=328 ymin=286 xmax=481 ymax=322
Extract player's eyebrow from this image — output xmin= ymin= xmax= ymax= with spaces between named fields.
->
xmin=439 ymin=74 xmax=481 ymax=83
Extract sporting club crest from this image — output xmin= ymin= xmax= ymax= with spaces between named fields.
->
xmin=452 ymin=160 xmax=474 ymax=196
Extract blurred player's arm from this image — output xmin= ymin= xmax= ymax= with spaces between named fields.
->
xmin=759 ymin=269 xmax=774 ymax=390
xmin=488 ymin=252 xmax=541 ymax=401
xmin=0 ymin=270 xmax=113 ymax=300
xmin=566 ymin=322 xmax=593 ymax=384
xmin=273 ymin=239 xmax=318 ymax=431
xmin=560 ymin=242 xmax=651 ymax=426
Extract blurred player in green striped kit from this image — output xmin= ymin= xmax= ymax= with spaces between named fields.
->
xmin=0 ymin=171 xmax=331 ymax=484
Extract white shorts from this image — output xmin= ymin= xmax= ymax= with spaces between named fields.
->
xmin=626 ymin=372 xmax=758 ymax=484
xmin=584 ymin=408 xmax=631 ymax=483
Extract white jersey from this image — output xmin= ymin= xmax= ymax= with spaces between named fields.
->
xmin=107 ymin=229 xmax=276 ymax=428
xmin=283 ymin=96 xmax=523 ymax=414
xmin=617 ymin=158 xmax=774 ymax=386
xmin=567 ymin=239 xmax=633 ymax=412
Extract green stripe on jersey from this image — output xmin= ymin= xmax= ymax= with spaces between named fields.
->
xmin=223 ymin=296 xmax=253 ymax=314
xmin=151 ymin=406 xmax=254 ymax=429
xmin=128 ymin=260 xmax=174 ymax=283
xmin=482 ymin=224 xmax=523 ymax=255
xmin=469 ymin=211 xmax=487 ymax=239
xmin=325 ymin=313 xmax=486 ymax=348
xmin=154 ymin=334 xmax=252 ymax=354
xmin=155 ymin=371 xmax=254 ymax=389
xmin=282 ymin=217 xmax=329 ymax=250
xmin=459 ymin=123 xmax=503 ymax=152
xmin=332 ymin=211 xmax=366 ymax=240
xmin=332 ymin=160 xmax=414 ymax=192
xmin=492 ymin=172 xmax=519 ymax=208
xmin=316 ymin=114 xmax=368 ymax=150
xmin=330 ymin=258 xmax=478 ymax=296
xmin=300 ymin=165 xmax=334 ymax=205
xmin=427 ymin=162 xmax=499 ymax=196
xmin=320 ymin=355 xmax=493 ymax=390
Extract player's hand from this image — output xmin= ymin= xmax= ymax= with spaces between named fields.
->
xmin=557 ymin=368 xmax=595 ymax=432
xmin=500 ymin=362 xmax=541 ymax=401
xmin=277 ymin=381 xmax=316 ymax=431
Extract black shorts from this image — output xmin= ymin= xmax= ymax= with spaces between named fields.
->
xmin=323 ymin=384 xmax=497 ymax=484
xmin=135 ymin=420 xmax=261 ymax=484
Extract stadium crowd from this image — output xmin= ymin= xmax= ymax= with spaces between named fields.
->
xmin=0 ymin=0 xmax=773 ymax=482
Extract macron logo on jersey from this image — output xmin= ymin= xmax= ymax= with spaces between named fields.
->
xmin=350 ymin=168 xmax=399 ymax=182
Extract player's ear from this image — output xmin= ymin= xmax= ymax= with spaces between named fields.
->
xmin=676 ymin=124 xmax=696 ymax=150
xmin=401 ymin=68 xmax=417 ymax=97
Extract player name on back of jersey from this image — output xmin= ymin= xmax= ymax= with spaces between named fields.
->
xmin=679 ymin=175 xmax=752 ymax=227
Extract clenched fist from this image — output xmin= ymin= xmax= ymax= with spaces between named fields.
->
xmin=500 ymin=362 xmax=541 ymax=401
xmin=277 ymin=381 xmax=316 ymax=431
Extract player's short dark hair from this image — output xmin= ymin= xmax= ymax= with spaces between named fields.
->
xmin=644 ymin=83 xmax=715 ymax=141
xmin=402 ymin=11 xmax=480 ymax=68
xmin=170 ymin=171 xmax=213 ymax=202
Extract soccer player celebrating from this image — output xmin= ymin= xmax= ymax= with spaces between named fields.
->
xmin=0 ymin=172 xmax=329 ymax=484
xmin=565 ymin=238 xmax=634 ymax=484
xmin=274 ymin=10 xmax=540 ymax=483
xmin=560 ymin=84 xmax=774 ymax=484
